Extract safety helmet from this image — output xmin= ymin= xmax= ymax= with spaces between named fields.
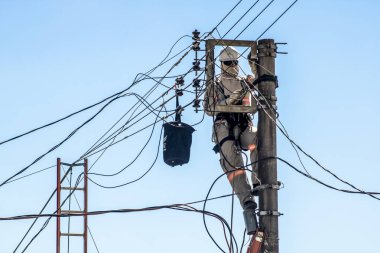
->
xmin=219 ymin=46 xmax=239 ymax=62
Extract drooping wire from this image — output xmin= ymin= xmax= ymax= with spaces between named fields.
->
xmin=0 ymin=34 xmax=191 ymax=147
xmin=9 ymin=1 xmax=276 ymax=251
xmin=87 ymin=121 xmax=163 ymax=189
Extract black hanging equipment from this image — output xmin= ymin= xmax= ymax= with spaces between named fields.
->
xmin=163 ymin=79 xmax=195 ymax=167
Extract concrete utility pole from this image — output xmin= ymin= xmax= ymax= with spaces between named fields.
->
xmin=257 ymin=39 xmax=279 ymax=253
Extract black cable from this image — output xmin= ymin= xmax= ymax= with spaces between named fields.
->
xmin=82 ymin=94 xmax=175 ymax=159
xmin=87 ymin=126 xmax=163 ymax=189
xmin=18 ymin=172 xmax=84 ymax=253
xmin=82 ymin=72 xmax=205 ymax=159
xmin=202 ymin=169 xmax=251 ymax=252
xmin=206 ymin=0 xmax=244 ymax=38
xmin=0 ymin=95 xmax=122 ymax=188
xmin=11 ymin=3 xmax=270 ymax=250
xmin=78 ymin=89 xmax=171 ymax=160
xmin=87 ymin=78 xmax=207 ymax=178
xmin=5 ymin=165 xmax=55 ymax=185
xmin=256 ymin=0 xmax=299 ymax=40
xmin=84 ymin=0 xmax=270 ymax=165
xmin=89 ymin=107 xmax=161 ymax=177
xmin=0 ymin=35 xmax=191 ymax=147
xmin=13 ymin=166 xmax=74 ymax=252
xmin=276 ymin=157 xmax=380 ymax=200
xmin=244 ymin=79 xmax=380 ymax=198
xmin=1 ymin=192 xmax=244 ymax=220
xmin=235 ymin=0 xmax=276 ymax=39
xmin=222 ymin=0 xmax=261 ymax=38
xmin=240 ymin=229 xmax=247 ymax=253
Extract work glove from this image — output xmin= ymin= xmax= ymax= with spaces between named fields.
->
xmin=226 ymin=89 xmax=243 ymax=105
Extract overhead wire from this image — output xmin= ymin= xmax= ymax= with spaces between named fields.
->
xmin=1 ymin=36 xmax=194 ymax=188
xmin=0 ymin=34 xmax=192 ymax=147
xmin=4 ymin=165 xmax=55 ymax=185
xmin=8 ymin=0 xmax=284 ymax=251
xmin=10 ymin=39 xmax=195 ymax=253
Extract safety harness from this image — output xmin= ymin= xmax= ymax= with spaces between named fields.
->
xmin=213 ymin=112 xmax=251 ymax=153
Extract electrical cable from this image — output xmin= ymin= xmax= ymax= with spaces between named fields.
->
xmin=89 ymin=106 xmax=161 ymax=177
xmin=5 ymin=165 xmax=55 ymax=185
xmin=12 ymin=166 xmax=74 ymax=253
xmin=87 ymin=123 xmax=163 ymax=189
xmin=205 ymin=0 xmax=244 ymax=38
xmin=244 ymin=82 xmax=380 ymax=197
xmin=0 ymin=95 xmax=123 ymax=188
xmin=0 ymin=34 xmax=191 ymax=147
xmin=239 ymin=229 xmax=247 ymax=253
xmin=256 ymin=0 xmax=298 ymax=40
xmin=18 ymin=172 xmax=84 ymax=253
xmin=222 ymin=0 xmax=261 ymax=38
xmin=9 ymin=1 xmax=276 ymax=250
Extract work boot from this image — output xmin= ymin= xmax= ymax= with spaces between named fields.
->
xmin=243 ymin=200 xmax=258 ymax=235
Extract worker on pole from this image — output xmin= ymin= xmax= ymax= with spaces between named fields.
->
xmin=204 ymin=46 xmax=259 ymax=235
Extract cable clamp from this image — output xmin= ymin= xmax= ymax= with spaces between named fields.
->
xmin=259 ymin=210 xmax=282 ymax=216
xmin=258 ymin=95 xmax=277 ymax=102
xmin=258 ymin=104 xmax=277 ymax=110
xmin=252 ymin=183 xmax=281 ymax=193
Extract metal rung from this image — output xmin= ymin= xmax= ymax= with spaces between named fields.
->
xmin=61 ymin=210 xmax=84 ymax=214
xmin=61 ymin=233 xmax=84 ymax=237
xmin=61 ymin=187 xmax=84 ymax=191
xmin=61 ymin=162 xmax=85 ymax=167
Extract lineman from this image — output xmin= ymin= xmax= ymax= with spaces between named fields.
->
xmin=204 ymin=46 xmax=259 ymax=235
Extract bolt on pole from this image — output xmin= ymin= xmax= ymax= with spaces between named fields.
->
xmin=257 ymin=39 xmax=279 ymax=253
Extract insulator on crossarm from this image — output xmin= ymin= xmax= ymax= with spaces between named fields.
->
xmin=192 ymin=29 xmax=200 ymax=41
xmin=176 ymin=89 xmax=183 ymax=96
xmin=175 ymin=76 xmax=184 ymax=86
xmin=192 ymin=78 xmax=200 ymax=88
xmin=193 ymin=99 xmax=200 ymax=108
xmin=192 ymin=41 xmax=200 ymax=51
xmin=192 ymin=61 xmax=201 ymax=71
xmin=193 ymin=99 xmax=200 ymax=112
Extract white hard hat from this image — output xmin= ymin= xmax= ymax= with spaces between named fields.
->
xmin=219 ymin=46 xmax=239 ymax=62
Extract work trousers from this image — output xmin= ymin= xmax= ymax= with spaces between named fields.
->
xmin=213 ymin=118 xmax=258 ymax=207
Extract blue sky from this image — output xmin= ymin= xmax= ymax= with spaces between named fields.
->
xmin=1 ymin=0 xmax=380 ymax=252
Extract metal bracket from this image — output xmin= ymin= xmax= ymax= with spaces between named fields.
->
xmin=259 ymin=210 xmax=282 ymax=216
xmin=61 ymin=162 xmax=85 ymax=167
xmin=258 ymin=104 xmax=278 ymax=110
xmin=258 ymin=95 xmax=277 ymax=102
xmin=252 ymin=183 xmax=281 ymax=193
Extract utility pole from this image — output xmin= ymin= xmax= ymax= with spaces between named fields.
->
xmin=257 ymin=39 xmax=279 ymax=253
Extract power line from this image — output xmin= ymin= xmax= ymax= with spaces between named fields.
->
xmin=256 ymin=0 xmax=299 ymax=40
xmin=8 ymin=2 xmax=277 ymax=251
xmin=0 ymin=35 xmax=192 ymax=147
xmin=87 ymin=125 xmax=163 ymax=189
xmin=0 ymin=95 xmax=123 ymax=188
xmin=4 ymin=165 xmax=55 ymax=185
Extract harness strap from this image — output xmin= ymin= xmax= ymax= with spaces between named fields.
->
xmin=212 ymin=136 xmax=235 ymax=154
